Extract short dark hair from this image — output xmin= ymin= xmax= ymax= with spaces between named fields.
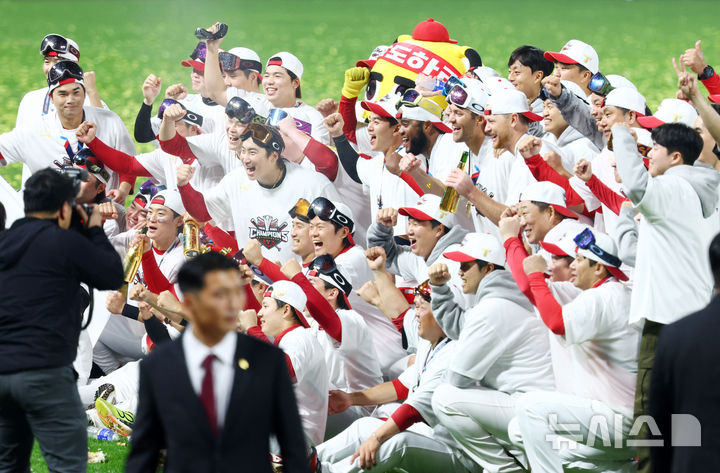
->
xmin=24 ymin=168 xmax=76 ymax=214
xmin=651 ymin=123 xmax=703 ymax=165
xmin=286 ymin=68 xmax=301 ymax=99
xmin=463 ymin=259 xmax=506 ymax=272
xmin=530 ymin=200 xmax=570 ymax=220
xmin=321 ymin=280 xmax=351 ymax=310
xmin=516 ymin=113 xmax=530 ymax=127
xmin=508 ymin=45 xmax=554 ymax=78
xmin=709 ymin=232 xmax=720 ymax=287
xmin=428 ymin=219 xmax=448 ymax=235
xmin=177 ymin=252 xmax=239 ymax=294
xmin=274 ymin=299 xmax=303 ymax=325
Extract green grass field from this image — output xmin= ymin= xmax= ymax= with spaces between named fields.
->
xmin=2 ymin=0 xmax=717 ymax=469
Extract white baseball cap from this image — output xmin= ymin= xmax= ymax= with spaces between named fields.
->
xmin=150 ymin=189 xmax=185 ymax=216
xmin=443 ymin=232 xmax=506 ymax=266
xmin=607 ymin=75 xmax=637 ymax=91
xmin=398 ymin=194 xmax=455 ymax=228
xmin=361 ymin=93 xmax=401 ymax=119
xmin=605 ymin=87 xmax=647 ymax=115
xmin=267 ymin=52 xmax=303 ymax=79
xmin=470 ymin=66 xmax=501 ymax=82
xmin=544 ymin=39 xmax=599 ymax=74
xmin=520 ymin=181 xmax=578 ymax=219
xmin=485 ymin=88 xmax=542 ymax=121
xmin=637 ymin=98 xmax=698 ymax=128
xmin=264 ymin=280 xmax=309 ymax=327
xmin=561 ymin=80 xmax=589 ymax=104
xmin=447 ymin=78 xmax=490 ymax=115
xmin=483 ymin=76 xmax=515 ymax=95
xmin=540 ymin=220 xmax=590 ymax=256
xmin=573 ymin=229 xmax=628 ymax=281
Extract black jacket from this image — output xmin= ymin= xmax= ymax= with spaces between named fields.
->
xmin=0 ymin=217 xmax=123 ymax=373
xmin=125 ymin=332 xmax=311 ymax=473
xmin=650 ymin=294 xmax=720 ymax=472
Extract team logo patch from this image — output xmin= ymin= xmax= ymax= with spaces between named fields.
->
xmin=249 ymin=215 xmax=289 ymax=250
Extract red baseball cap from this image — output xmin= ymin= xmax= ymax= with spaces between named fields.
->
xmin=411 ymin=18 xmax=457 ymax=44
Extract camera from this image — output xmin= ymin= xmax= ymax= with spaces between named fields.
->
xmin=54 ymin=160 xmax=92 ymax=231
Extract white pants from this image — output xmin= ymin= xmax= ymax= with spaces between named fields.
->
xmin=432 ymin=384 xmax=527 ymax=472
xmin=513 ymin=390 xmax=636 ymax=473
xmin=317 ymin=417 xmax=472 ymax=473
xmin=78 ymin=360 xmax=140 ymax=413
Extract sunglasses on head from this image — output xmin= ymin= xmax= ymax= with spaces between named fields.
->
xmin=415 ymin=280 xmax=431 ymax=302
xmin=41 ymin=34 xmax=78 ymax=59
xmin=47 ymin=60 xmax=83 ymax=86
xmin=225 ymin=97 xmax=258 ymax=124
xmin=573 ymin=228 xmax=622 ymax=268
xmin=307 ymin=197 xmax=354 ymax=231
xmin=240 ymin=123 xmax=283 ymax=152
xmin=588 ymin=72 xmax=614 ymax=96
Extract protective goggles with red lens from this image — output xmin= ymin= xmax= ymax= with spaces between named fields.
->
xmin=415 ymin=280 xmax=431 ymax=302
xmin=307 ymin=197 xmax=354 ymax=232
xmin=219 ymin=51 xmax=262 ymax=73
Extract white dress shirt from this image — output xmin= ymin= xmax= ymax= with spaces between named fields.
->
xmin=182 ymin=327 xmax=237 ymax=430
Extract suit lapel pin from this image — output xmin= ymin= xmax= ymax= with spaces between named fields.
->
xmin=238 ymin=358 xmax=249 ymax=370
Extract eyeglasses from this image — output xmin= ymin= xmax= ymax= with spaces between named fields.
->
xmin=226 ymin=97 xmax=258 ymax=124
xmin=47 ymin=60 xmax=83 ymax=86
xmin=70 ymin=149 xmax=111 ymax=183
xmin=219 ymin=51 xmax=261 ymax=73
xmin=307 ymin=197 xmax=354 ymax=231
xmin=573 ymin=228 xmax=622 ymax=268
xmin=41 ymin=34 xmax=79 ymax=59
xmin=415 ymin=280 xmax=431 ymax=302
xmin=289 ymin=197 xmax=311 ymax=220
xmin=588 ymin=72 xmax=614 ymax=97
xmin=240 ymin=123 xmax=283 ymax=152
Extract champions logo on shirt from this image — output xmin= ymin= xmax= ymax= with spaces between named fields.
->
xmin=249 ymin=215 xmax=289 ymax=250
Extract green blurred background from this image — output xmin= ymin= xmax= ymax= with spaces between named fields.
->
xmin=1 ymin=0 xmax=717 ymax=468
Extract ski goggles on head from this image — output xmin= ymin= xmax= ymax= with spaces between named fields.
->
xmin=398 ymin=90 xmax=445 ymax=118
xmin=307 ymin=197 xmax=354 ymax=232
xmin=442 ymin=76 xmax=466 ymax=96
xmin=226 ymin=97 xmax=258 ymax=124
xmin=71 ymin=149 xmax=111 ymax=184
xmin=189 ymin=42 xmax=207 ymax=61
xmin=157 ymin=99 xmax=182 ymax=119
xmin=40 ymin=34 xmax=78 ymax=59
xmin=447 ymin=84 xmax=485 ymax=114
xmin=240 ymin=122 xmax=283 ymax=152
xmin=307 ymin=254 xmax=353 ymax=295
xmin=415 ymin=279 xmax=431 ymax=302
xmin=573 ymin=228 xmax=622 ymax=268
xmin=219 ymin=51 xmax=261 ymax=73
xmin=288 ymin=197 xmax=311 ymax=221
xmin=588 ymin=72 xmax=614 ymax=97
xmin=47 ymin=60 xmax=83 ymax=86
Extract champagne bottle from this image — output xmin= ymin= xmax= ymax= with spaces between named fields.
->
xmin=121 ymin=227 xmax=147 ymax=294
xmin=439 ymin=151 xmax=469 ymax=213
xmin=183 ymin=219 xmax=200 ymax=257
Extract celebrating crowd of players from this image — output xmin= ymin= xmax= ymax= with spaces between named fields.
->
xmin=2 ymin=18 xmax=720 ymax=473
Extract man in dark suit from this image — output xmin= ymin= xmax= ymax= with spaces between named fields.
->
xmin=125 ymin=252 xmax=310 ymax=473
xmin=650 ymin=232 xmax=720 ymax=472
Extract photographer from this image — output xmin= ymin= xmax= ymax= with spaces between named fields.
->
xmin=0 ymin=168 xmax=123 ymax=472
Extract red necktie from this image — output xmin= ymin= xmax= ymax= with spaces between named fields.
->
xmin=200 ymin=354 xmax=219 ymax=436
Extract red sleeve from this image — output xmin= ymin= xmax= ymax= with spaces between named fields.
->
xmin=291 ymin=273 xmax=343 ymax=343
xmin=503 ymin=237 xmax=534 ymax=304
xmin=400 ymin=172 xmax=425 ymax=196
xmin=243 ymin=283 xmax=261 ymax=311
xmin=202 ymin=223 xmax=239 ymax=253
xmin=392 ymin=307 xmax=409 ymax=332
xmin=339 ymin=95 xmax=358 ymax=144
xmin=118 ymin=175 xmax=137 ymax=193
xmin=585 ymin=175 xmax=629 ymax=215
xmin=87 ymin=137 xmax=152 ymax=177
xmin=159 ymin=133 xmax=197 ymax=164
xmin=525 ymin=154 xmax=584 ymax=207
xmin=303 ymin=138 xmax=338 ymax=181
xmin=258 ymin=259 xmax=290 ymax=282
xmin=527 ymin=272 xmax=565 ymax=335
xmin=391 ymin=378 xmax=409 ymax=401
xmin=140 ymin=251 xmax=174 ymax=295
xmin=390 ymin=403 xmax=425 ymax=431
xmin=701 ymin=71 xmax=720 ymax=95
xmin=177 ymin=182 xmax=212 ymax=222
